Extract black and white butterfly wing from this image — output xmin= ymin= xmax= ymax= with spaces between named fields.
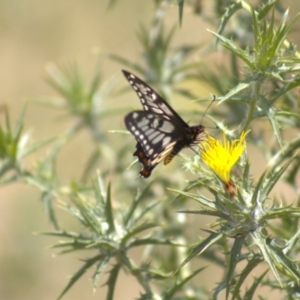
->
xmin=123 ymin=70 xmax=206 ymax=178
xmin=125 ymin=111 xmax=183 ymax=159
xmin=125 ymin=111 xmax=182 ymax=178
xmin=122 ymin=70 xmax=188 ymax=130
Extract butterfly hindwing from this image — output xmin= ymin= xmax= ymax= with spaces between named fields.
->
xmin=125 ymin=111 xmax=182 ymax=160
xmin=132 ymin=140 xmax=177 ymax=178
xmin=133 ymin=143 xmax=155 ymax=178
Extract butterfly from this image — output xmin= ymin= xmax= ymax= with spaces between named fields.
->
xmin=123 ymin=70 xmax=207 ymax=178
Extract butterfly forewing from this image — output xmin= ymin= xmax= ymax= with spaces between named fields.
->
xmin=123 ymin=70 xmax=206 ymax=178
xmin=122 ymin=70 xmax=188 ymax=129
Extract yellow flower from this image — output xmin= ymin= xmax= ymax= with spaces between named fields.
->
xmin=200 ymin=131 xmax=250 ymax=196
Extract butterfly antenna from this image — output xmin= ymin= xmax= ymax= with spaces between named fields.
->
xmin=200 ymin=95 xmax=216 ymax=125
xmin=188 ymin=145 xmax=199 ymax=155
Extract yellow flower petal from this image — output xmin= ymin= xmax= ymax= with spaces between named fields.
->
xmin=201 ymin=131 xmax=249 ymax=183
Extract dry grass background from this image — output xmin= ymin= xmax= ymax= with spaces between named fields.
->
xmin=0 ymin=1 xmax=299 ymax=299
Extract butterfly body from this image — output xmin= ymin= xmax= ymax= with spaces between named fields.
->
xmin=123 ymin=70 xmax=206 ymax=178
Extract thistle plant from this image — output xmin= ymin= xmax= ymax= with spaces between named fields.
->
xmin=1 ymin=0 xmax=300 ymax=299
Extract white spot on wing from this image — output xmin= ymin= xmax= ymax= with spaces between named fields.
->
xmin=162 ymin=136 xmax=172 ymax=146
xmin=152 ymin=119 xmax=160 ymax=128
xmin=159 ymin=103 xmax=173 ymax=116
xmin=145 ymin=95 xmax=155 ymax=103
xmin=145 ymin=129 xmax=155 ymax=135
xmin=152 ymin=134 xmax=165 ymax=144
xmin=151 ymin=107 xmax=163 ymax=114
xmin=136 ymin=83 xmax=148 ymax=94
xmin=137 ymin=118 xmax=150 ymax=128
xmin=148 ymin=131 xmax=160 ymax=140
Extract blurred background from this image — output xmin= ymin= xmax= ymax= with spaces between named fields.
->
xmin=0 ymin=1 xmax=299 ymax=299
